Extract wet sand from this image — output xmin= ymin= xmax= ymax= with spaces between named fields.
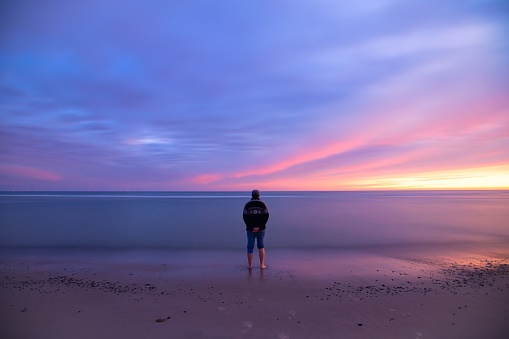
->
xmin=1 ymin=244 xmax=508 ymax=338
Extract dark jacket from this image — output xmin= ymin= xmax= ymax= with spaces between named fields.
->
xmin=243 ymin=198 xmax=269 ymax=231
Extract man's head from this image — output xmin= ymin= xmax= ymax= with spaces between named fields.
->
xmin=251 ymin=189 xmax=260 ymax=198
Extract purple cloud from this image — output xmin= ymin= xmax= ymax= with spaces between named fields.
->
xmin=1 ymin=0 xmax=508 ymax=190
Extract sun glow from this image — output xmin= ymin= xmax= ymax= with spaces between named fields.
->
xmin=347 ymin=165 xmax=509 ymax=190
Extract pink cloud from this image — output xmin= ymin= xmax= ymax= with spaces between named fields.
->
xmin=191 ymin=174 xmax=224 ymax=185
xmin=0 ymin=164 xmax=62 ymax=182
xmin=233 ymin=138 xmax=366 ymax=179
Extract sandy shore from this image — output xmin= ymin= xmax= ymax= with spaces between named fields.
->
xmin=1 ymin=244 xmax=508 ymax=339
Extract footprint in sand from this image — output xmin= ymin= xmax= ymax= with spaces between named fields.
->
xmin=279 ymin=332 xmax=290 ymax=339
xmin=242 ymin=321 xmax=253 ymax=333
xmin=287 ymin=309 xmax=296 ymax=320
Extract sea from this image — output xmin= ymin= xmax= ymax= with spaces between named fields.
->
xmin=0 ymin=191 xmax=508 ymax=251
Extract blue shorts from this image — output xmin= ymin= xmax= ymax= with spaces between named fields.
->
xmin=246 ymin=230 xmax=265 ymax=253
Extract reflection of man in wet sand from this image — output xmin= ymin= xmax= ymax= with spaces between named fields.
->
xmin=243 ymin=190 xmax=269 ymax=269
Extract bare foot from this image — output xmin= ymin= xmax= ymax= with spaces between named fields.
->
xmin=260 ymin=264 xmax=267 ymax=269
xmin=248 ymin=266 xmax=253 ymax=270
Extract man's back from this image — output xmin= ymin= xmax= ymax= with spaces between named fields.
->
xmin=243 ymin=198 xmax=269 ymax=231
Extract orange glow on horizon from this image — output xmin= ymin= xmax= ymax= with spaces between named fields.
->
xmin=289 ymin=165 xmax=508 ymax=191
xmin=348 ymin=165 xmax=509 ymax=190
xmin=195 ymin=163 xmax=509 ymax=191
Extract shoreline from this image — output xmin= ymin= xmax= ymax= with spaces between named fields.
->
xmin=1 ymin=245 xmax=508 ymax=338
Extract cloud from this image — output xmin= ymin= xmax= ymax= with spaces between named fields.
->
xmin=0 ymin=164 xmax=61 ymax=182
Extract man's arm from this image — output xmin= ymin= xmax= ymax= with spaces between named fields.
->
xmin=243 ymin=207 xmax=248 ymax=225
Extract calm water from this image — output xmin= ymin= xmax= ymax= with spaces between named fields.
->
xmin=0 ymin=191 xmax=508 ymax=250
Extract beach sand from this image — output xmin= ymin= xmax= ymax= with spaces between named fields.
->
xmin=1 ymin=244 xmax=508 ymax=339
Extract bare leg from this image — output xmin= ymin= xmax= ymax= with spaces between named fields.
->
xmin=259 ymin=248 xmax=266 ymax=269
xmin=247 ymin=253 xmax=253 ymax=269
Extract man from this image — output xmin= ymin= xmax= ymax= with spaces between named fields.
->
xmin=243 ymin=189 xmax=269 ymax=269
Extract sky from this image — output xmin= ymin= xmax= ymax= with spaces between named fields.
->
xmin=1 ymin=0 xmax=508 ymax=191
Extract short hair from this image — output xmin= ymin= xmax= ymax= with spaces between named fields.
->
xmin=251 ymin=189 xmax=260 ymax=198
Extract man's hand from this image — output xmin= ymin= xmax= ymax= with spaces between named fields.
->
xmin=253 ymin=227 xmax=260 ymax=233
